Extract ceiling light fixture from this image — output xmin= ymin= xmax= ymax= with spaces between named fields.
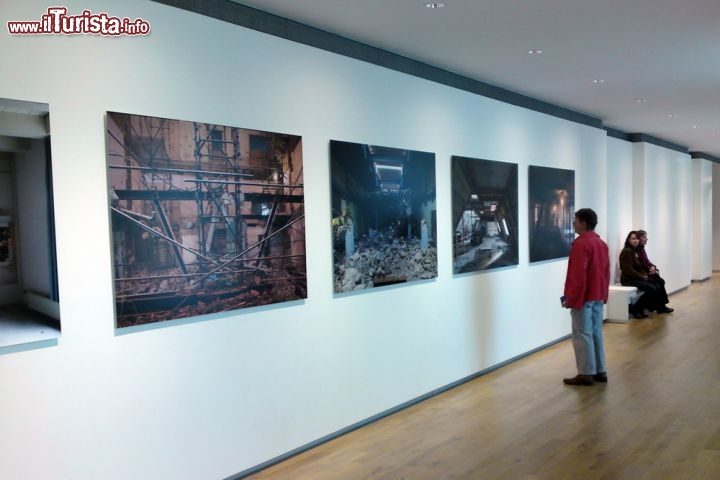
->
xmin=592 ymin=79 xmax=605 ymax=84
xmin=426 ymin=2 xmax=446 ymax=8
xmin=636 ymin=99 xmax=647 ymax=103
xmin=667 ymin=113 xmax=677 ymax=119
xmin=528 ymin=49 xmax=543 ymax=55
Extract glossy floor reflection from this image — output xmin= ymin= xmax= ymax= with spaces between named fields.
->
xmin=246 ymin=275 xmax=720 ymax=480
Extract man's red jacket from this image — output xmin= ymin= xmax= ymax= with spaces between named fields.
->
xmin=563 ymin=231 xmax=610 ymax=309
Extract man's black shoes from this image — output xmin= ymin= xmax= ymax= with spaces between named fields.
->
xmin=563 ymin=373 xmax=607 ymax=386
xmin=563 ymin=375 xmax=594 ymax=386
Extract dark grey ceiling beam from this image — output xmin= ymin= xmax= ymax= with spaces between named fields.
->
xmin=690 ymin=151 xmax=720 ymax=164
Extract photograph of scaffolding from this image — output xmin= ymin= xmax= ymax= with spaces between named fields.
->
xmin=106 ymin=112 xmax=305 ymax=328
xmin=452 ymin=156 xmax=518 ymax=274
xmin=528 ymin=165 xmax=575 ymax=263
xmin=330 ymin=140 xmax=437 ymax=293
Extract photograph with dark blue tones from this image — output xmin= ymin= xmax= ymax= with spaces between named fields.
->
xmin=107 ymin=112 xmax=306 ymax=328
xmin=452 ymin=156 xmax=518 ymax=274
xmin=330 ymin=140 xmax=437 ymax=293
xmin=528 ymin=165 xmax=575 ymax=263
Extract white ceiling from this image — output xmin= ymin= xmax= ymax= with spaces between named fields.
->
xmin=232 ymin=0 xmax=720 ymax=159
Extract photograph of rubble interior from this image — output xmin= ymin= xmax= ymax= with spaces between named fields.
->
xmin=330 ymin=140 xmax=437 ymax=293
xmin=528 ymin=165 xmax=575 ymax=263
xmin=106 ymin=112 xmax=306 ymax=329
xmin=451 ymin=156 xmax=518 ymax=274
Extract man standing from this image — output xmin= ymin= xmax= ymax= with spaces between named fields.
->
xmin=636 ymin=229 xmax=673 ymax=313
xmin=562 ymin=208 xmax=610 ymax=386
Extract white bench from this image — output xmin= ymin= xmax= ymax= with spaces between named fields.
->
xmin=605 ymin=285 xmax=642 ymax=323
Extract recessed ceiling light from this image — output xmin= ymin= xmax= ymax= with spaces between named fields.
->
xmin=636 ymin=99 xmax=647 ymax=103
xmin=692 ymin=125 xmax=698 ymax=129
xmin=528 ymin=49 xmax=543 ymax=55
xmin=426 ymin=2 xmax=445 ymax=8
xmin=667 ymin=113 xmax=677 ymax=119
xmin=592 ymin=79 xmax=605 ymax=84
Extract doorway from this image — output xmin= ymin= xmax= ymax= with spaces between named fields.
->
xmin=0 ymin=98 xmax=60 ymax=349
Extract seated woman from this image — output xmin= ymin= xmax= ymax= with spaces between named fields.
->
xmin=619 ymin=231 xmax=662 ymax=318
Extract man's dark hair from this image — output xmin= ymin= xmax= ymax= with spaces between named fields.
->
xmin=575 ymin=208 xmax=598 ymax=230
xmin=637 ymin=229 xmax=647 ymax=237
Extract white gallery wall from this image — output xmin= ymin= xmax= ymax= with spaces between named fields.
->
xmin=0 ymin=1 xmax=708 ymax=479
xmin=692 ymin=158 xmax=713 ymax=280
xmin=714 ymin=163 xmax=720 ymax=270
xmin=631 ymin=142 xmax=694 ymax=294
xmin=606 ymin=137 xmax=635 ymax=283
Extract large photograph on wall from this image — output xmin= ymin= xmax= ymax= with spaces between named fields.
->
xmin=452 ymin=156 xmax=518 ymax=274
xmin=330 ymin=140 xmax=437 ymax=292
xmin=106 ymin=112 xmax=306 ymax=328
xmin=528 ymin=165 xmax=575 ymax=263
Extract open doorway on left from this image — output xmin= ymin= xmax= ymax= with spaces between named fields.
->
xmin=0 ymin=98 xmax=60 ymax=350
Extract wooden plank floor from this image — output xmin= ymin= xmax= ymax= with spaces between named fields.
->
xmin=247 ymin=274 xmax=720 ymax=480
